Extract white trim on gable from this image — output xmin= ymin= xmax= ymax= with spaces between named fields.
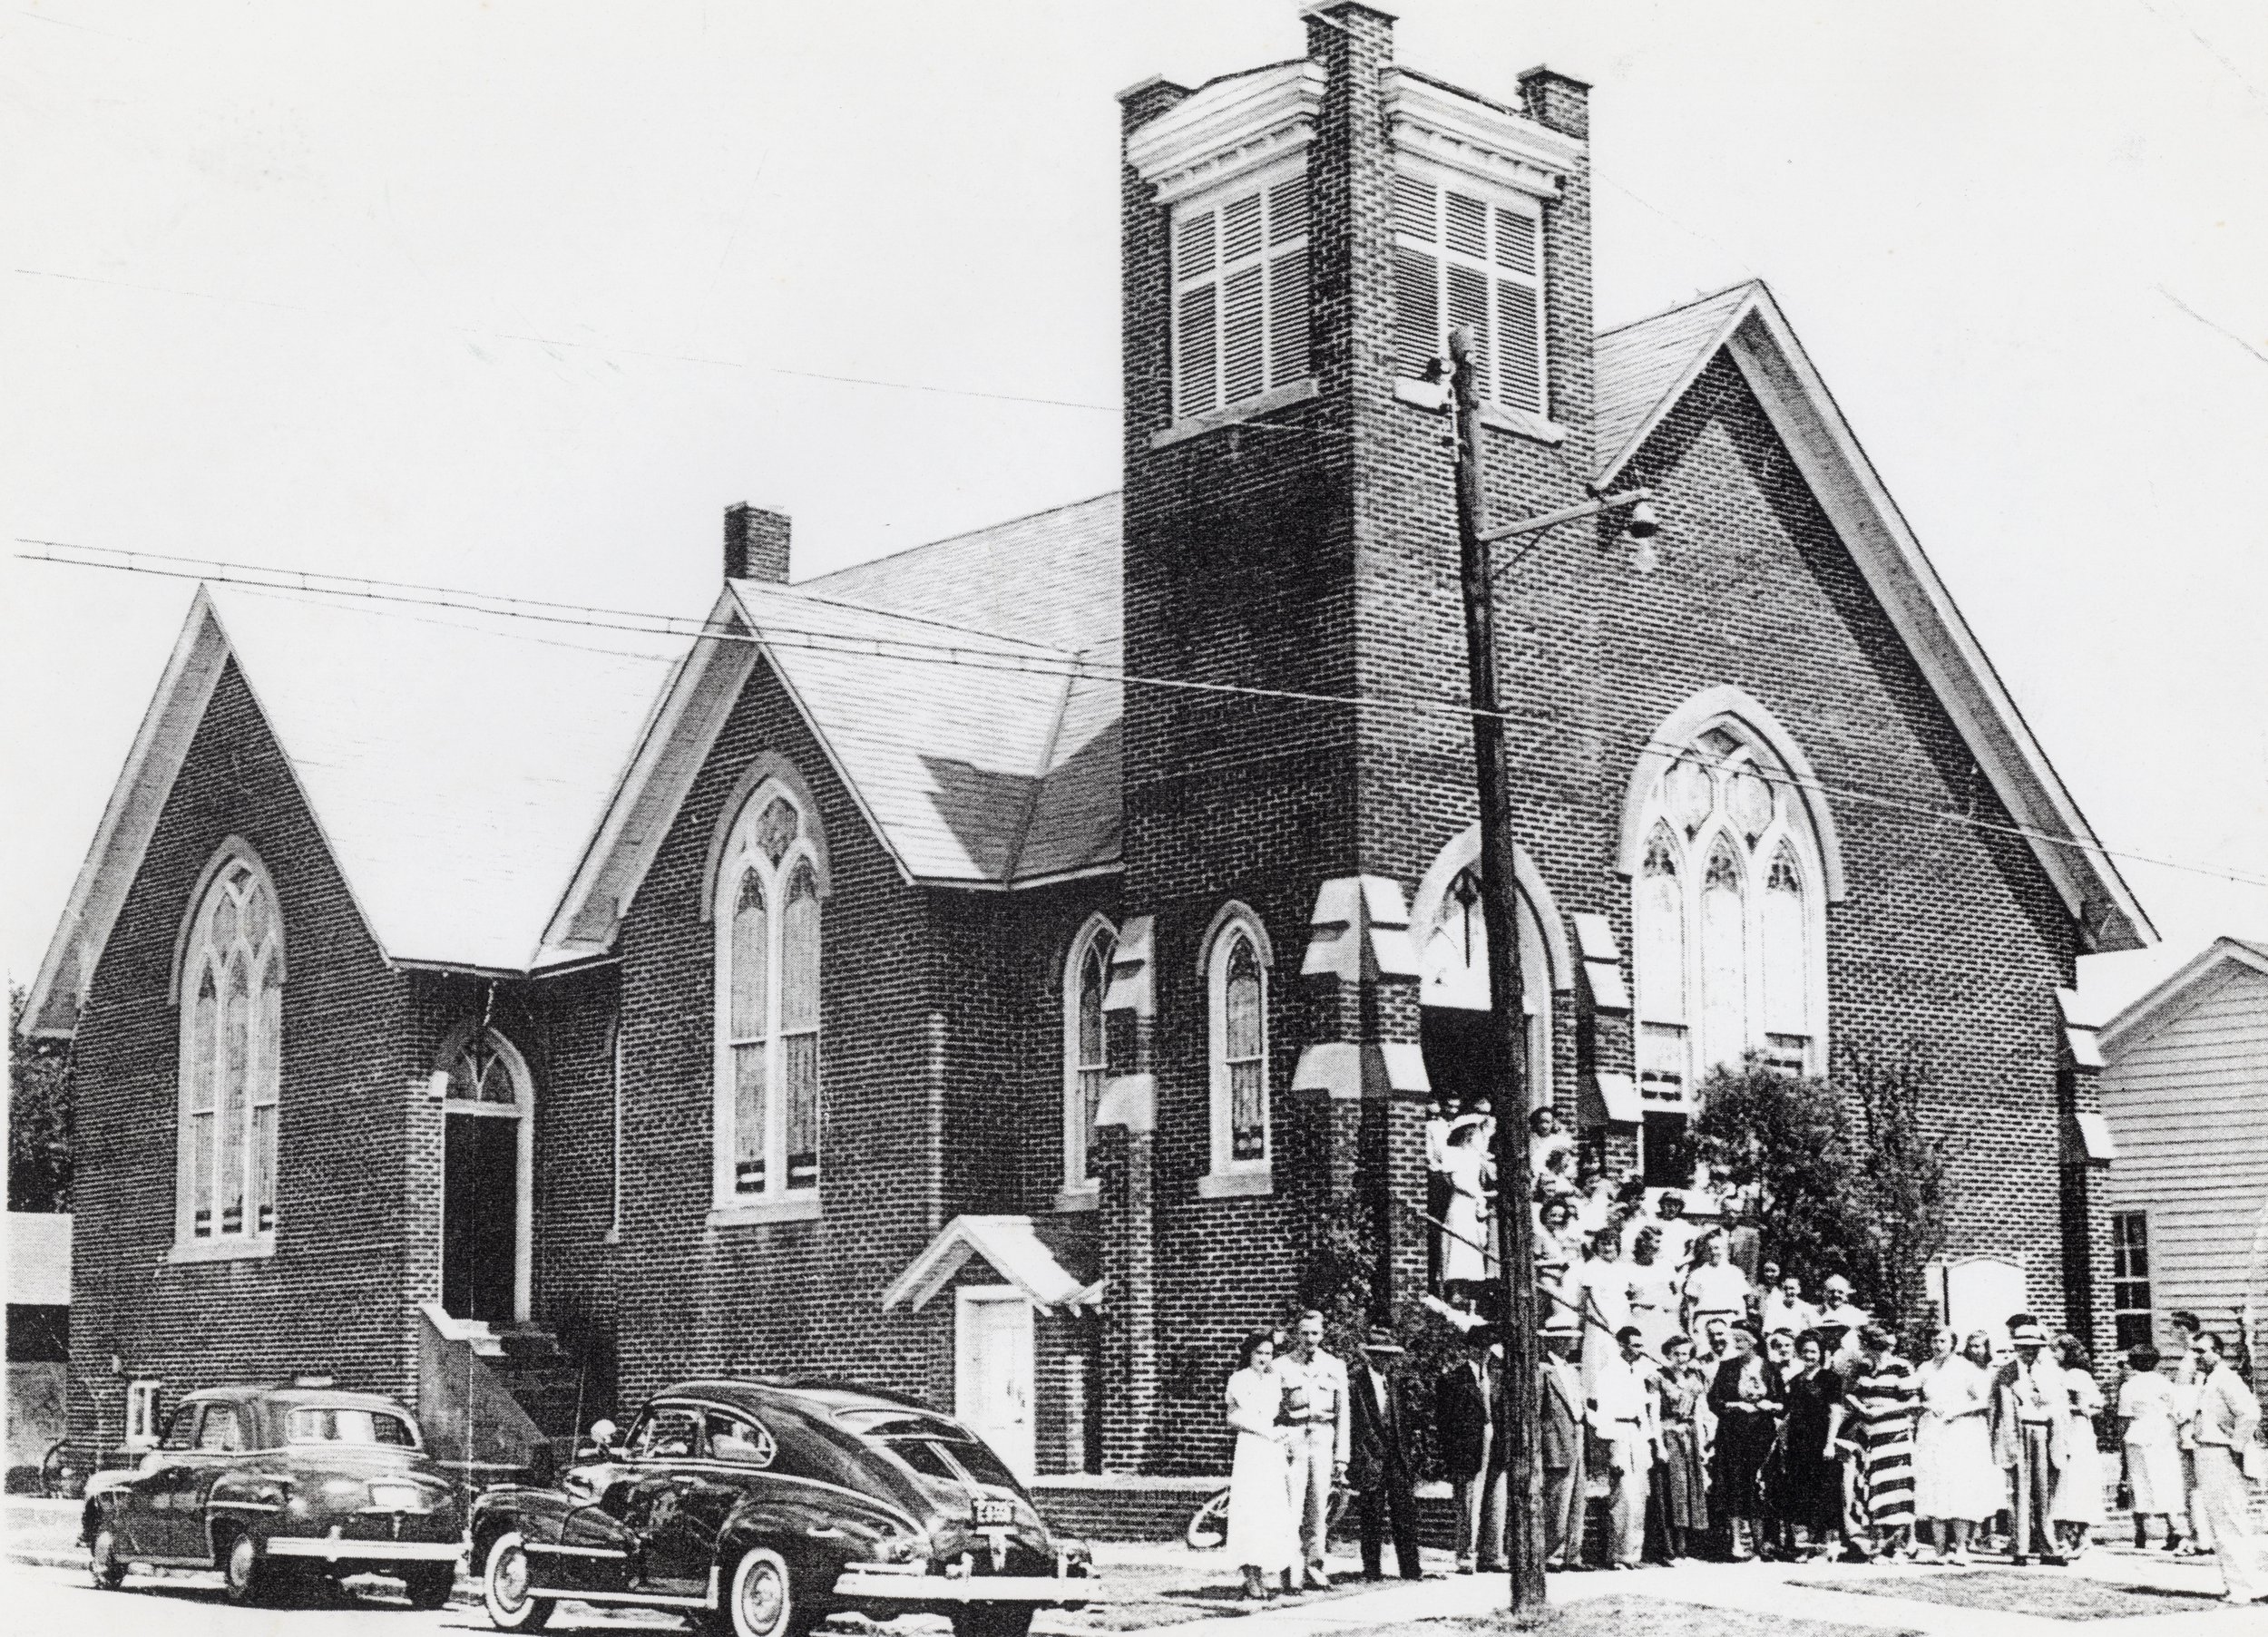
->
xmin=2100 ymin=937 xmax=2268 ymax=1057
xmin=19 ymin=590 xmax=388 ymax=1038
xmin=1598 ymin=283 xmax=2152 ymax=953
xmin=541 ymin=590 xmax=915 ymax=963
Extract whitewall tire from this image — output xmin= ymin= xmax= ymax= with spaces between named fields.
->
xmin=482 ymin=1531 xmax=554 ymax=1632
xmin=88 ymin=1522 xmax=126 ymax=1590
xmin=722 ymin=1546 xmax=799 ymax=1637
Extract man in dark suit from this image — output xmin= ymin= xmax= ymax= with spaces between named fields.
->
xmin=1434 ymin=1329 xmax=1498 ymax=1573
xmin=1348 ymin=1326 xmax=1424 ymax=1581
xmin=1539 ymin=1320 xmax=1588 ymax=1568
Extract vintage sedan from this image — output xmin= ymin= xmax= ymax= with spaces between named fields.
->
xmin=470 ymin=1378 xmax=1091 ymax=1637
xmin=81 ymin=1382 xmax=465 ymax=1606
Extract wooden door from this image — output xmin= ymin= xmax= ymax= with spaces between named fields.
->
xmin=954 ymin=1290 xmax=1035 ymax=1482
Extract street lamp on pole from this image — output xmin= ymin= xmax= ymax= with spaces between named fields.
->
xmin=1447 ymin=324 xmax=1657 ymax=1615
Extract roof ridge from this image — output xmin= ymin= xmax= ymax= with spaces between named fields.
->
xmin=803 ymin=490 xmax=1120 ymax=590
xmin=1594 ymin=279 xmax=1762 ymax=342
xmin=732 ymin=577 xmax=1086 ymax=659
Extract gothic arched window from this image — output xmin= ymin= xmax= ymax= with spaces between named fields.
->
xmin=1628 ymin=720 xmax=1829 ymax=1096
xmin=1205 ymin=906 xmax=1273 ymax=1179
xmin=713 ymin=779 xmax=826 ymax=1211
xmin=1062 ymin=917 xmax=1116 ymax=1191
xmin=177 ymin=848 xmax=283 ymax=1249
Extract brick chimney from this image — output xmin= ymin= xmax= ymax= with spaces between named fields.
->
xmin=723 ymin=502 xmax=790 ymax=583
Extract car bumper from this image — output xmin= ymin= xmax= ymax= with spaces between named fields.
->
xmin=266 ymin=1535 xmax=466 ymax=1564
xmin=833 ymin=1568 xmax=1090 ymax=1605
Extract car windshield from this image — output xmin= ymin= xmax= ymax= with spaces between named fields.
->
xmin=286 ymin=1407 xmax=417 ymax=1447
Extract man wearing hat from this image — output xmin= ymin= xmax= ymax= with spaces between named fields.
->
xmin=1347 ymin=1326 xmax=1424 ymax=1582
xmin=1540 ymin=1317 xmax=1589 ymax=1569
xmin=1990 ymin=1314 xmax=2070 ymax=1565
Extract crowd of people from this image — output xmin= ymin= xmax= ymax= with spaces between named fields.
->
xmin=1216 ymin=1105 xmax=2266 ymax=1607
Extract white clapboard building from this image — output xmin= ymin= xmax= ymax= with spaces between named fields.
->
xmin=2097 ymin=938 xmax=2268 ymax=1359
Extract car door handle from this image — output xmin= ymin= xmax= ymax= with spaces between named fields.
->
xmin=805 ymin=1525 xmax=847 ymax=1539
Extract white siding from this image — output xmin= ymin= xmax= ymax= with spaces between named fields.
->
xmin=2101 ymin=967 xmax=2268 ymax=1339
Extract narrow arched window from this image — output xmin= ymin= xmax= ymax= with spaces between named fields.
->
xmin=1699 ymin=840 xmax=1746 ymax=1075
xmin=178 ymin=852 xmax=282 ymax=1247
xmin=1634 ymin=825 xmax=1686 ymax=1104
xmin=1062 ymin=918 xmax=1116 ymax=1190
xmin=1762 ymin=844 xmax=1809 ymax=1074
xmin=713 ymin=780 xmax=826 ymax=1211
xmin=1205 ymin=908 xmax=1273 ymax=1179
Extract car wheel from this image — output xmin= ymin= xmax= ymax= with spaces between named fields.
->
xmin=955 ymin=1605 xmax=1036 ymax=1637
xmin=221 ymin=1530 xmax=270 ymax=1606
xmin=481 ymin=1531 xmax=554 ymax=1632
xmin=719 ymin=1546 xmax=807 ymax=1637
xmin=403 ymin=1564 xmax=456 ymax=1610
xmin=88 ymin=1522 xmax=127 ymax=1590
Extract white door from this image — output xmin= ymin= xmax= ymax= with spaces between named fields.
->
xmin=955 ymin=1288 xmax=1036 ymax=1482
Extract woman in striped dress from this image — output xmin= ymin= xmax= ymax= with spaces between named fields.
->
xmin=1847 ymin=1323 xmax=1921 ymax=1557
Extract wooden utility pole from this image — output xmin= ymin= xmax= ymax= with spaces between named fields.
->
xmin=1448 ymin=325 xmax=1545 ymax=1613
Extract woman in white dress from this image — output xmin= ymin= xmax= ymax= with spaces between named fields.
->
xmin=1438 ymin=1118 xmax=1496 ymax=1293
xmin=1626 ymin=1226 xmax=1679 ymax=1359
xmin=1572 ymin=1228 xmax=1634 ymax=1391
xmin=2049 ymin=1332 xmax=2108 ymax=1554
xmin=2117 ymin=1343 xmax=2186 ymax=1550
xmin=1912 ymin=1326 xmax=1996 ymax=1560
xmin=1225 ymin=1331 xmax=1297 ymax=1600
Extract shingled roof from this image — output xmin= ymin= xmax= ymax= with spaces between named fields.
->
xmin=25 ymin=286 xmax=2151 ymax=1028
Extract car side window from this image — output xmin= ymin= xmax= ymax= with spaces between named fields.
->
xmin=196 ymin=1406 xmax=245 ymax=1453
xmin=627 ymin=1406 xmax=702 ymax=1461
xmin=702 ymin=1410 xmax=777 ymax=1468
xmin=159 ymin=1406 xmax=199 ymax=1452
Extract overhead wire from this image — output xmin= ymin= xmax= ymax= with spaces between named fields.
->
xmin=15 ymin=538 xmax=2265 ymax=895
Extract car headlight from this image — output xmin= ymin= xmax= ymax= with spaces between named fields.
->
xmin=317 ymin=1476 xmax=369 ymax=1511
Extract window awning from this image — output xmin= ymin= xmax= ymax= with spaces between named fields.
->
xmin=879 ymin=1215 xmax=1105 ymax=1316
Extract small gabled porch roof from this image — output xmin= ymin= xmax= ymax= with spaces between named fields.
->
xmin=879 ymin=1215 xmax=1104 ymax=1316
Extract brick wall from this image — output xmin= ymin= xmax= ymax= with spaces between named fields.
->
xmin=67 ymin=660 xmax=424 ymax=1458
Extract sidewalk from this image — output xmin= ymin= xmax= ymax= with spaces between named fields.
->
xmin=1049 ymin=1542 xmax=2268 ymax=1637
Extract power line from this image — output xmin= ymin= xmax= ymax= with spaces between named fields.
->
xmin=16 ymin=538 xmax=2265 ymax=894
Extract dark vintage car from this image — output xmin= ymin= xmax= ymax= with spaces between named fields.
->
xmin=469 ymin=1379 xmax=1091 ymax=1637
xmin=80 ymin=1382 xmax=465 ymax=1606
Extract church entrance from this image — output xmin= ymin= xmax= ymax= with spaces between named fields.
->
xmin=438 ymin=1026 xmax=532 ymax=1326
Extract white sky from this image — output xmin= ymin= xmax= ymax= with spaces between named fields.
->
xmin=5 ymin=0 xmax=2264 ymax=1023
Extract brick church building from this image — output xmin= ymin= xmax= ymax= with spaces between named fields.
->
xmin=24 ymin=5 xmax=2151 ymax=1483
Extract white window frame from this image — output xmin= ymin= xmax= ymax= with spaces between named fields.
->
xmin=604 ymin=1009 xmax=623 ymax=1244
xmin=2109 ymin=1209 xmax=2153 ymax=1351
xmin=710 ymin=775 xmax=826 ymax=1224
xmin=1391 ymin=156 xmax=1548 ymax=415
xmin=437 ymin=1021 xmax=537 ymax=1325
xmin=1169 ymin=159 xmax=1312 ymax=422
xmin=1629 ymin=729 xmax=1830 ymax=1099
xmin=1061 ymin=914 xmax=1117 ymax=1200
xmin=171 ymin=842 xmax=284 ymax=1263
xmin=1201 ymin=903 xmax=1275 ymax=1194
xmin=123 ymin=1380 xmax=162 ymax=1451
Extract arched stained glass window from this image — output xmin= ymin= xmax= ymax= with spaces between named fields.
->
xmin=712 ymin=777 xmax=826 ymax=1209
xmin=1062 ymin=918 xmax=1116 ymax=1190
xmin=1206 ymin=907 xmax=1273 ymax=1178
xmin=1627 ymin=715 xmax=1830 ymax=1099
xmin=177 ymin=851 xmax=283 ymax=1246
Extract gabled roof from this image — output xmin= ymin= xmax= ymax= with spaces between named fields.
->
xmin=543 ymin=500 xmax=1124 ymax=959
xmin=21 ymin=585 xmax=680 ymax=1035
xmin=2100 ymin=936 xmax=2268 ymax=1057
xmin=878 ymin=1214 xmax=1104 ymax=1314
xmin=1596 ymin=280 xmax=2153 ymax=953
